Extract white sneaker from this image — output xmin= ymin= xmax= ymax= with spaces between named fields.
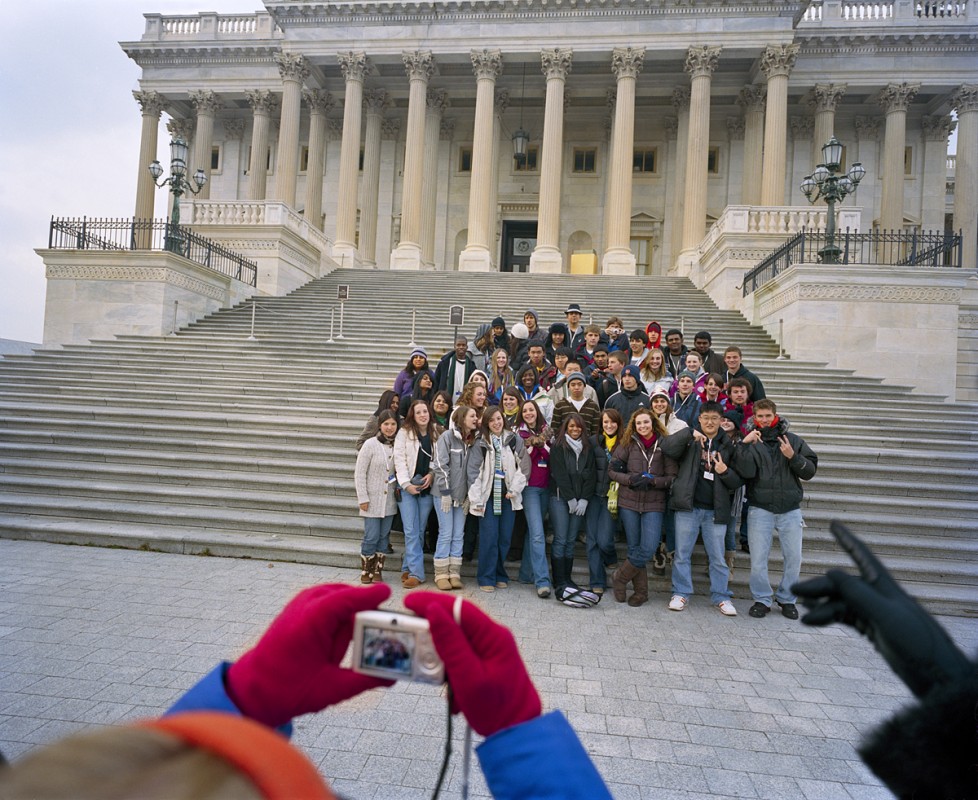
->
xmin=668 ymin=594 xmax=687 ymax=611
xmin=716 ymin=600 xmax=738 ymax=616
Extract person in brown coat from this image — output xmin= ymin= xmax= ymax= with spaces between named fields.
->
xmin=607 ymin=409 xmax=679 ymax=606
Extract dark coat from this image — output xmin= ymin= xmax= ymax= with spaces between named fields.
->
xmin=604 ymin=387 xmax=650 ymax=426
xmin=549 ymin=441 xmax=597 ymax=502
xmin=661 ymin=427 xmax=744 ymax=524
xmin=434 ymin=351 xmax=476 ymax=394
xmin=608 ymin=435 xmax=678 ymax=513
xmin=588 ymin=433 xmax=613 ymax=497
xmin=732 ymin=418 xmax=817 ymax=514
xmin=725 ymin=364 xmax=766 ymax=401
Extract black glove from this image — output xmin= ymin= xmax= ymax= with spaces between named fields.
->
xmin=792 ymin=521 xmax=972 ymax=700
xmin=629 ymin=474 xmax=653 ymax=489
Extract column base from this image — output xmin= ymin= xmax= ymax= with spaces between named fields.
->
xmin=458 ymin=246 xmax=493 ymax=272
xmin=601 ymin=248 xmax=637 ymax=276
xmin=390 ymin=242 xmax=424 ymax=271
xmin=529 ymin=247 xmax=563 ymax=274
xmin=331 ymin=243 xmax=362 ymax=269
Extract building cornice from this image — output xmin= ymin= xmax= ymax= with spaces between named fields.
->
xmin=122 ymin=44 xmax=280 ymax=68
xmin=796 ymin=31 xmax=978 ymax=56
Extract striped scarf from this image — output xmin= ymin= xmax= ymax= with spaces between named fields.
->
xmin=491 ymin=434 xmax=504 ymax=516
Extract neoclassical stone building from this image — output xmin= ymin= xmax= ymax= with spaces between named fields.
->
xmin=122 ymin=0 xmax=977 ymax=279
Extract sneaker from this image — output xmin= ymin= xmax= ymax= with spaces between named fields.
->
xmin=668 ymin=594 xmax=687 ymax=612
xmin=495 ymin=581 xmax=509 ymax=589
xmin=479 ymin=585 xmax=495 ymax=593
xmin=716 ymin=600 xmax=738 ymax=617
xmin=777 ymin=601 xmax=799 ymax=620
xmin=748 ymin=602 xmax=770 ymax=618
xmin=536 ymin=586 xmax=552 ymax=599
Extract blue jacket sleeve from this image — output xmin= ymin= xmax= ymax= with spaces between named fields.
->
xmin=477 ymin=711 xmax=611 ymax=799
xmin=165 ymin=662 xmax=293 ymax=738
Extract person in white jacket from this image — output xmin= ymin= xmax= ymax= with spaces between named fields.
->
xmin=393 ymin=400 xmax=439 ymax=588
xmin=466 ymin=406 xmax=529 ymax=592
xmin=353 ymin=410 xmax=399 ymax=584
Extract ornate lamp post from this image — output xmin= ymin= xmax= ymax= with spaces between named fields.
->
xmin=149 ymin=137 xmax=207 ymax=253
xmin=800 ymin=136 xmax=865 ymax=263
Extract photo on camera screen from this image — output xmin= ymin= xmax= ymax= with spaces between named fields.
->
xmin=360 ymin=626 xmax=415 ymax=676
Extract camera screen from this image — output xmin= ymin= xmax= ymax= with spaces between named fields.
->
xmin=360 ymin=625 xmax=415 ymax=676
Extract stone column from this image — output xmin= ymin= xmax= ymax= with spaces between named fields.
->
xmin=602 ymin=47 xmax=645 ymax=275
xmin=679 ymin=46 xmax=721 ymax=265
xmin=668 ymin=88 xmax=691 ymax=270
xmin=334 ymin=51 xmax=368 ymax=267
xmin=602 ymin=89 xmax=618 ymax=254
xmin=133 ymin=91 xmax=166 ymax=244
xmin=487 ymin=89 xmax=509 ymax=267
xmin=530 ymin=48 xmax=573 ymax=274
xmin=391 ymin=50 xmax=435 ymax=271
xmin=223 ymin=118 xmax=245 ymax=199
xmin=359 ymin=89 xmax=388 ymax=267
xmin=246 ymin=90 xmax=278 ymax=201
xmin=302 ymin=89 xmax=334 ymax=232
xmin=189 ymin=90 xmax=222 ymax=200
xmin=726 ymin=116 xmax=745 ymax=202
xmin=459 ymin=49 xmax=502 ymax=272
xmin=919 ymin=115 xmax=955 ymax=234
xmin=790 ymin=115 xmax=814 ymax=203
xmin=758 ymin=45 xmax=798 ymax=206
xmin=810 ymin=83 xmax=846 ymax=166
xmin=272 ymin=53 xmax=310 ymax=208
xmin=952 ymin=85 xmax=978 ymax=271
xmin=878 ymin=82 xmax=919 ymax=231
xmin=421 ymin=88 xmax=449 ymax=268
xmin=737 ymin=85 xmax=766 ymax=207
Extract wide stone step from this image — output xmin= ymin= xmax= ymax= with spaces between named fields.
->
xmin=803 ymin=490 xmax=978 ymax=522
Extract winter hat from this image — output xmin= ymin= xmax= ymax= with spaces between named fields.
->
xmin=524 ymin=308 xmax=540 ymax=325
xmin=410 ymin=347 xmax=427 ymax=359
xmin=629 ymin=329 xmax=650 ymax=345
xmin=491 ymin=316 xmax=506 ymax=329
xmin=565 ymin=303 xmax=582 ymax=315
xmin=511 ymin=323 xmax=529 ymax=340
xmin=677 ymin=370 xmax=697 ymax=382
xmin=621 ymin=364 xmax=641 ymax=382
xmin=565 ymin=372 xmax=587 ymax=386
xmin=650 ymin=389 xmax=670 ymax=402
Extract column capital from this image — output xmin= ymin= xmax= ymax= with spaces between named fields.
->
xmin=494 ymin=87 xmax=510 ymax=115
xmin=223 ymin=118 xmax=246 ymax=140
xmin=759 ymin=44 xmax=799 ymax=79
xmin=854 ymin=115 xmax=881 ymax=141
xmin=789 ymin=115 xmax=814 ymax=140
xmin=737 ymin=84 xmax=766 ymax=112
xmin=951 ymin=84 xmax=978 ymax=114
xmin=541 ymin=48 xmax=573 ymax=80
xmin=878 ymin=82 xmax=919 ymax=114
xmin=189 ymin=89 xmax=223 ymax=115
xmin=246 ymin=89 xmax=279 ymax=115
xmin=133 ymin=90 xmax=166 ymax=118
xmin=382 ymin=117 xmax=401 ymax=140
xmin=664 ymin=116 xmax=679 ymax=137
xmin=440 ymin=117 xmax=456 ymax=141
xmin=326 ymin=118 xmax=344 ymax=140
xmin=274 ymin=52 xmax=310 ymax=83
xmin=671 ymin=86 xmax=691 ymax=112
xmin=726 ymin=116 xmax=745 ymax=140
xmin=809 ymin=82 xmax=847 ymax=113
xmin=363 ymin=88 xmax=390 ymax=115
xmin=684 ymin=46 xmax=721 ymax=79
xmin=302 ymin=88 xmax=335 ymax=115
xmin=403 ymin=50 xmax=436 ymax=81
xmin=470 ymin=49 xmax=502 ymax=80
xmin=426 ymin=87 xmax=450 ymax=113
xmin=612 ymin=47 xmax=645 ymax=80
xmin=922 ymin=114 xmax=956 ymax=141
xmin=167 ymin=117 xmax=195 ymax=141
xmin=606 ymin=87 xmax=617 ymax=112
xmin=338 ymin=51 xmax=369 ymax=82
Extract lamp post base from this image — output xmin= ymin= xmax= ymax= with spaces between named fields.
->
xmin=818 ymin=244 xmax=841 ymax=264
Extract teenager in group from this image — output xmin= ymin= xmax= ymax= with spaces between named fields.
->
xmin=549 ymin=413 xmax=600 ymax=608
xmin=476 ymin=317 xmax=511 ymax=366
xmin=430 ymin=390 xmax=452 ymax=430
xmin=699 ymin=372 xmax=728 ymax=407
xmin=354 ymin=410 xmax=399 ymax=584
xmin=516 ymin=399 xmax=554 ymax=597
xmin=393 ymin=400 xmax=438 ymax=588
xmin=551 ymin=372 xmax=601 ymax=436
xmin=603 ymin=317 xmax=630 ymax=352
xmin=458 ymin=380 xmax=489 ymax=422
xmin=488 ymin=348 xmax=516 ymax=403
xmin=585 ymin=408 xmax=623 ymax=594
xmin=671 ymin=370 xmax=702 ymax=429
xmin=564 ymin=303 xmax=586 ymax=350
xmin=525 ymin=341 xmax=558 ymax=390
xmin=650 ymin=389 xmax=688 ymax=435
xmin=573 ymin=325 xmax=603 ymax=371
xmin=639 ymin=348 xmax=672 ymax=396
xmin=434 ymin=335 xmax=476 ymax=401
xmin=515 ymin=364 xmax=555 ymax=424
xmin=683 ymin=351 xmax=709 ymax=395
xmin=662 ymin=329 xmax=688 ymax=379
xmin=393 ymin=348 xmax=432 ymax=397
xmin=355 ymin=390 xmax=400 ymax=451
xmin=723 ymin=377 xmax=755 ymax=435
xmin=399 ymin=369 xmax=435 ymax=417
xmin=467 ymin=406 xmax=529 ymax=592
xmin=723 ymin=345 xmax=766 ymax=400
xmin=431 ymin=405 xmax=479 ymax=591
xmin=628 ymin=329 xmax=651 ymax=365
xmin=692 ymin=330 xmax=726 ymax=375
xmin=545 ymin=322 xmax=571 ymax=362
xmin=607 ymin=409 xmax=678 ymax=607
xmin=589 ymin=346 xmax=619 ymax=409
xmin=500 ymin=386 xmax=524 ymax=431
xmin=605 ymin=364 xmax=650 ymax=424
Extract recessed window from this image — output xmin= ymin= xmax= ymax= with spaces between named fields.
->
xmin=904 ymin=146 xmax=913 ymax=176
xmin=458 ymin=146 xmax=473 ymax=173
xmin=514 ymin=145 xmax=539 ymax=173
xmin=573 ymin=148 xmax=597 ymax=173
xmin=633 ymin=148 xmax=657 ymax=174
xmin=359 ymin=147 xmax=365 ymax=172
xmin=708 ymin=146 xmax=720 ymax=175
xmin=300 ymin=146 xmax=309 ymax=173
xmin=210 ymin=145 xmax=221 ymax=172
xmin=244 ymin=146 xmax=273 ymax=175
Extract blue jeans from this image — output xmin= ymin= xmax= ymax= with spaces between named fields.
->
xmin=433 ymin=501 xmax=466 ymax=559
xmin=361 ymin=515 xmax=394 ymax=556
xmin=585 ymin=495 xmax=617 ymax=588
xmin=748 ymin=506 xmax=803 ymax=607
xmin=478 ymin=498 xmax=515 ymax=587
xmin=549 ymin=496 xmax=583 ymax=559
xmin=663 ymin=505 xmax=676 ymax=554
xmin=672 ymin=508 xmax=732 ymax=604
xmin=618 ymin=508 xmax=664 ymax=568
xmin=397 ymin=491 xmax=433 ymax=580
xmin=725 ymin=516 xmax=737 ymax=552
xmin=519 ymin=486 xmax=551 ymax=588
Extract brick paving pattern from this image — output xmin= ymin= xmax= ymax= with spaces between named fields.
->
xmin=2 ymin=540 xmax=975 ymax=798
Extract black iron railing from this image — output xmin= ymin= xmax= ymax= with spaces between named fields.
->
xmin=742 ymin=228 xmax=963 ymax=296
xmin=48 ymin=217 xmax=258 ymax=287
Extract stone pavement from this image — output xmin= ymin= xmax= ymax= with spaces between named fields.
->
xmin=2 ymin=540 xmax=975 ymax=799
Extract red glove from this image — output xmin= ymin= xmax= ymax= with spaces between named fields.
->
xmin=403 ymin=592 xmax=542 ymax=737
xmin=227 ymin=583 xmax=394 ymax=728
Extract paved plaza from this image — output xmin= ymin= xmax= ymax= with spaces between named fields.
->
xmin=2 ymin=540 xmax=975 ymax=798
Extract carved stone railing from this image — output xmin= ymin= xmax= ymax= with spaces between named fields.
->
xmin=185 ymin=200 xmax=332 ymax=256
xmin=698 ymin=205 xmax=862 ymax=255
xmin=142 ymin=12 xmax=279 ymax=40
xmin=801 ymin=0 xmax=970 ymax=24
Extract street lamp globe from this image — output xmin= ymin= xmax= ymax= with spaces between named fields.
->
xmin=813 ymin=163 xmax=830 ymax=184
xmin=821 ymin=136 xmax=843 ymax=171
xmin=148 ymin=160 xmax=164 ymax=180
xmin=848 ymin=162 xmax=866 ymax=183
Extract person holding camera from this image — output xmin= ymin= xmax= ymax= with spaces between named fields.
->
xmin=393 ymin=399 xmax=439 ymax=589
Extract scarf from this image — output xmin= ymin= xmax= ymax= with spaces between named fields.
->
xmin=603 ymin=433 xmax=618 ymax=454
xmin=639 ymin=433 xmax=657 ymax=449
xmin=491 ymin=434 xmax=504 ymax=516
xmin=566 ymin=435 xmax=584 ymax=458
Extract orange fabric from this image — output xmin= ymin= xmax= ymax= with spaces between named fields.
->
xmin=140 ymin=713 xmax=335 ymax=800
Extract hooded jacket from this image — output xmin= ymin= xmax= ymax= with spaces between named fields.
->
xmin=548 ymin=439 xmax=597 ymax=502
xmin=604 ymin=385 xmax=650 ymax=426
xmin=661 ymin=427 xmax=743 ymax=524
xmin=608 ymin=434 xmax=678 ymax=513
xmin=466 ymin=431 xmax=530 ymax=514
xmin=432 ymin=427 xmax=472 ymax=505
xmin=732 ymin=417 xmax=817 ymax=514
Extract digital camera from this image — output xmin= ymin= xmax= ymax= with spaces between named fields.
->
xmin=351 ymin=610 xmax=445 ymax=685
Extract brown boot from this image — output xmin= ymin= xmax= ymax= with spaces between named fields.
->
xmin=360 ymin=554 xmax=375 ymax=584
xmin=373 ymin=553 xmax=385 ymax=583
xmin=448 ymin=557 xmax=465 ymax=589
xmin=611 ymin=561 xmax=640 ymax=603
xmin=627 ymin=567 xmax=649 ymax=607
xmin=433 ymin=558 xmax=452 ymax=591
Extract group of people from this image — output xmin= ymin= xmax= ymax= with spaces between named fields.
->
xmin=354 ymin=303 xmax=818 ymax=619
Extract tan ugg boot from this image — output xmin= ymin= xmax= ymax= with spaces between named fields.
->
xmin=611 ymin=561 xmax=640 ymax=603
xmin=373 ymin=553 xmax=386 ymax=583
xmin=725 ymin=551 xmax=735 ymax=580
xmin=360 ymin=554 xmax=375 ymax=584
xmin=433 ymin=558 xmax=452 ymax=591
xmin=448 ymin=557 xmax=465 ymax=589
xmin=627 ymin=567 xmax=649 ymax=607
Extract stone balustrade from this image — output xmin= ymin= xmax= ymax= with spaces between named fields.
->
xmin=801 ymin=0 xmax=970 ymax=24
xmin=186 ymin=200 xmax=332 ymax=259
xmin=143 ymin=12 xmax=278 ymax=40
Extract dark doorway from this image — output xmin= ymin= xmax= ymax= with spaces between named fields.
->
xmin=501 ymin=221 xmax=538 ymax=273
